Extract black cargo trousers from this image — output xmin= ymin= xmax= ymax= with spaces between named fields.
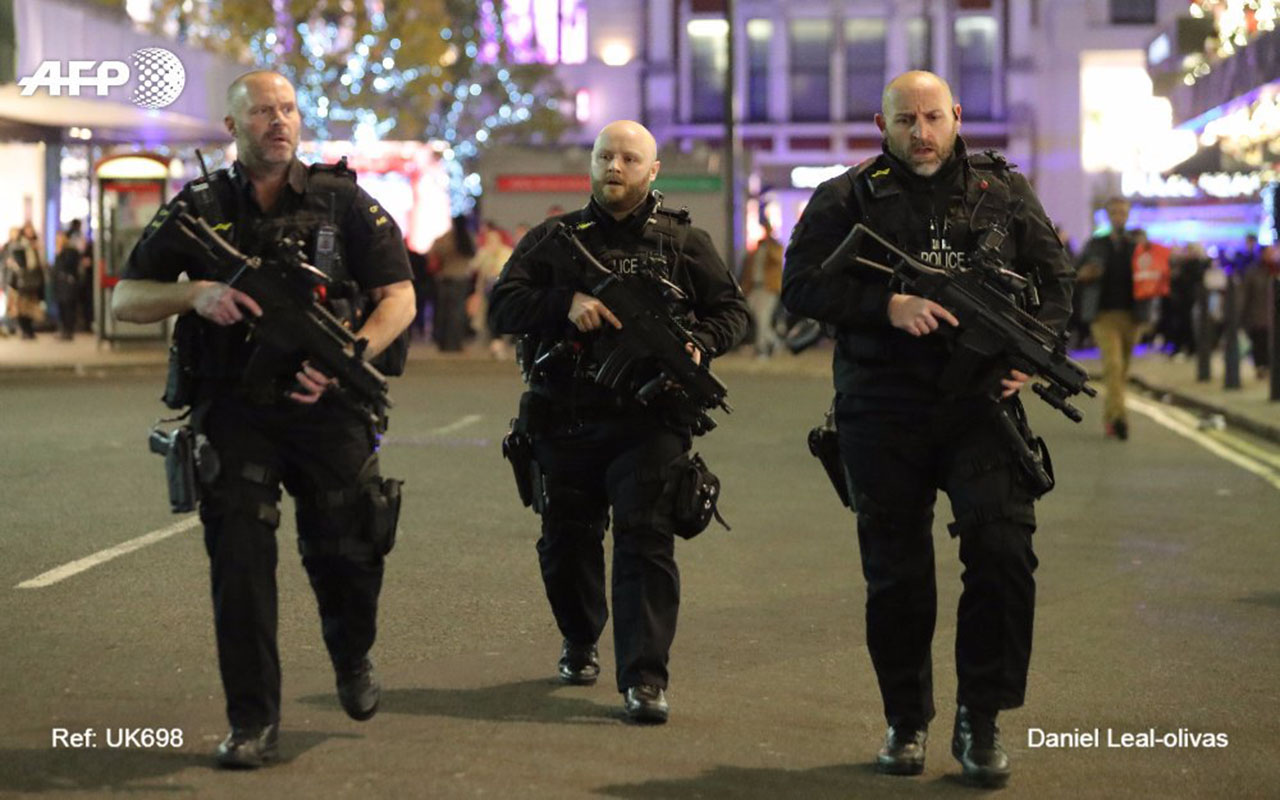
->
xmin=530 ymin=404 xmax=691 ymax=693
xmin=197 ymin=395 xmax=387 ymax=730
xmin=836 ymin=393 xmax=1039 ymax=730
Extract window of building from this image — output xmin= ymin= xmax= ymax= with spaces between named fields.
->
xmin=790 ymin=18 xmax=833 ymax=122
xmin=746 ymin=19 xmax=772 ymax=122
xmin=479 ymin=0 xmax=588 ymax=64
xmin=844 ymin=18 xmax=886 ymax=120
xmin=907 ymin=16 xmax=931 ymax=71
xmin=1110 ymin=0 xmax=1157 ymax=25
xmin=954 ymin=15 xmax=997 ymax=120
xmin=689 ymin=19 xmax=728 ymax=122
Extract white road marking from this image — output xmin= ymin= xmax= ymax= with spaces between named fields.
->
xmin=1126 ymin=395 xmax=1280 ymax=492
xmin=425 ymin=414 xmax=483 ymax=436
xmin=16 ymin=516 xmax=201 ymax=589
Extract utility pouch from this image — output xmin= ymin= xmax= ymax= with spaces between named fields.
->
xmin=808 ymin=405 xmax=852 ymax=508
xmin=364 ymin=475 xmax=403 ymax=555
xmin=148 ymin=425 xmax=219 ymax=513
xmin=669 ymin=452 xmax=728 ymax=540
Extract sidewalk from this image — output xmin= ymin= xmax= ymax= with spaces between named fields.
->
xmin=5 ymin=331 xmax=1279 ymax=442
xmin=1115 ymin=349 xmax=1280 ymax=443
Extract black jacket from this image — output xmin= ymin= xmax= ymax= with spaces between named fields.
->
xmin=488 ymin=193 xmax=749 ymax=407
xmin=124 ymin=158 xmax=411 ymax=385
xmin=781 ymin=138 xmax=1074 ymax=404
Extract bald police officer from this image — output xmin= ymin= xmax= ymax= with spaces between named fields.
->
xmin=782 ymin=72 xmax=1073 ymax=786
xmin=489 ymin=120 xmax=748 ymax=724
xmin=113 ymin=70 xmax=415 ymax=768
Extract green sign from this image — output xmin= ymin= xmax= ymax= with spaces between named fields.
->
xmin=653 ymin=175 xmax=723 ymax=193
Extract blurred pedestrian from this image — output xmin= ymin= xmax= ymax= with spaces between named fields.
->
xmin=738 ymin=218 xmax=783 ymax=358
xmin=1076 ymin=197 xmax=1139 ymax=440
xmin=5 ymin=224 xmax=45 ymax=339
xmin=406 ymin=243 xmax=433 ymax=340
xmin=52 ymin=221 xmax=85 ymax=340
xmin=1239 ymin=244 xmax=1273 ymax=380
xmin=471 ymin=221 xmax=513 ymax=358
xmin=428 ymin=215 xmax=475 ymax=352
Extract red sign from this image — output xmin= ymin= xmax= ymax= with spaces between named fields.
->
xmin=496 ymin=174 xmax=590 ymax=193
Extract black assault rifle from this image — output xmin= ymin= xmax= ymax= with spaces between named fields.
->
xmin=538 ymin=222 xmax=732 ymax=434
xmin=171 ymin=205 xmax=392 ymax=429
xmin=828 ymin=223 xmax=1096 ymax=422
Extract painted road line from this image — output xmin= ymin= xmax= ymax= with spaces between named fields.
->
xmin=1140 ymin=398 xmax=1280 ymax=471
xmin=427 ymin=414 xmax=483 ymax=436
xmin=1127 ymin=395 xmax=1280 ymax=492
xmin=383 ymin=414 xmax=486 ymax=446
xmin=16 ymin=516 xmax=201 ymax=589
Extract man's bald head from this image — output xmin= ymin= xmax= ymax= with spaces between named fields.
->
xmin=224 ymin=70 xmax=301 ymax=174
xmin=881 ymin=71 xmax=956 ymax=118
xmin=875 ymin=70 xmax=962 ymax=177
xmin=226 ymin=70 xmax=295 ymax=115
xmin=592 ymin=120 xmax=658 ymax=164
xmin=590 ymin=120 xmax=661 ymax=219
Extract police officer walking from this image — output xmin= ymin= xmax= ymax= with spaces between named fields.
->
xmin=488 ymin=120 xmax=748 ymax=724
xmin=782 ymin=72 xmax=1073 ymax=786
xmin=112 ymin=70 xmax=415 ymax=768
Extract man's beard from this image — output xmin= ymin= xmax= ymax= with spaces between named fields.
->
xmin=592 ymin=178 xmax=650 ymax=215
xmin=892 ymin=135 xmax=957 ymax=177
xmin=242 ymin=133 xmax=296 ymax=169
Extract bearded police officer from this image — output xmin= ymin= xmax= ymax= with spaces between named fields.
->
xmin=781 ymin=72 xmax=1073 ymax=786
xmin=112 ymin=70 xmax=415 ymax=768
xmin=488 ymin=120 xmax=748 ymax=724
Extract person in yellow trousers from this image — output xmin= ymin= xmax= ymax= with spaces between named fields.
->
xmin=1077 ymin=197 xmax=1149 ymax=441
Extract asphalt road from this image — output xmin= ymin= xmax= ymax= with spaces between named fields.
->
xmin=1 ymin=355 xmax=1277 ymax=799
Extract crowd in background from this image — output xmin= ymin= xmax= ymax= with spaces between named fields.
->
xmin=1065 ymin=225 xmax=1277 ymax=383
xmin=5 ymin=204 xmax=1275 ymax=385
xmin=1 ymin=221 xmax=93 ymax=341
xmin=409 ymin=214 xmax=535 ymax=359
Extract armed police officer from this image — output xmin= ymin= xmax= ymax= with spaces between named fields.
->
xmin=782 ymin=72 xmax=1073 ymax=786
xmin=112 ymin=70 xmax=415 ymax=768
xmin=488 ymin=120 xmax=748 ymax=724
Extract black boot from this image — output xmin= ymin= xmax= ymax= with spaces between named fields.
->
xmin=952 ymin=706 xmax=1010 ymax=787
xmin=557 ymin=640 xmax=600 ymax=686
xmin=336 ymin=657 xmax=381 ymax=721
xmin=623 ymin=684 xmax=669 ymax=724
xmin=215 ymin=723 xmax=279 ymax=769
xmin=876 ymin=724 xmax=927 ymax=775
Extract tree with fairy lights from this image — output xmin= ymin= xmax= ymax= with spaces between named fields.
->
xmin=147 ymin=0 xmax=573 ymax=212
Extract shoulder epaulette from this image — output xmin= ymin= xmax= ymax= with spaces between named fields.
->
xmin=855 ymin=155 xmax=900 ymax=199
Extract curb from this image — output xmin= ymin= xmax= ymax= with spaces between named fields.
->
xmin=1128 ymin=374 xmax=1280 ymax=445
